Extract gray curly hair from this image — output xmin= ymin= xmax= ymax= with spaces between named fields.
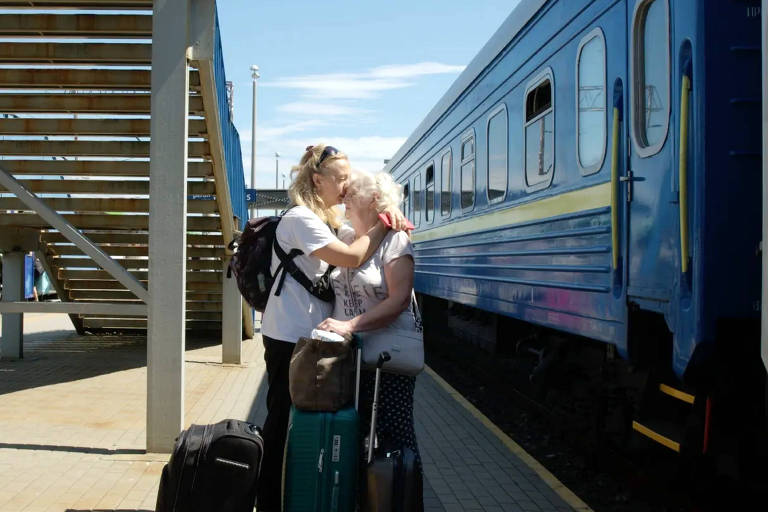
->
xmin=347 ymin=170 xmax=403 ymax=212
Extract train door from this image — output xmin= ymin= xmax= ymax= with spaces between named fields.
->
xmin=625 ymin=0 xmax=677 ymax=304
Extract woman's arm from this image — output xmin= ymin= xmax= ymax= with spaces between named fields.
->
xmin=311 ymin=221 xmax=388 ymax=268
xmin=316 ymin=255 xmax=414 ymax=336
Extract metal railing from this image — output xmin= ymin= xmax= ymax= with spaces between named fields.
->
xmin=213 ymin=10 xmax=248 ymax=229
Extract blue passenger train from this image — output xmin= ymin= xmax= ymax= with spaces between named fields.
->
xmin=386 ymin=0 xmax=765 ymax=459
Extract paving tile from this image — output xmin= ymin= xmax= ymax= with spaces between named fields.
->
xmin=0 ymin=313 xmax=591 ymax=512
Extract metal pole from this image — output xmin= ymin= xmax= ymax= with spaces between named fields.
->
xmin=275 ymin=151 xmax=280 ymax=215
xmin=761 ymin=0 xmax=767 ymax=373
xmin=250 ymin=65 xmax=260 ymax=218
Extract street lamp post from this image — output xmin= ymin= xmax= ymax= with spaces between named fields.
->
xmin=274 ymin=152 xmax=280 ymax=215
xmin=250 ymin=65 xmax=260 ymax=218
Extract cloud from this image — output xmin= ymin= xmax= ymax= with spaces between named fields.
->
xmin=369 ymin=62 xmax=465 ymax=78
xmin=244 ymin=135 xmax=408 ymax=188
xmin=257 ymin=120 xmax=328 ymax=140
xmin=265 ymin=74 xmax=408 ymax=99
xmin=262 ymin=61 xmax=465 ymax=100
xmin=277 ymin=102 xmax=369 ymax=117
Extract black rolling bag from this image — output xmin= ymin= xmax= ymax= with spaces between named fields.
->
xmin=363 ymin=352 xmax=421 ymax=512
xmin=155 ymin=418 xmax=264 ymax=512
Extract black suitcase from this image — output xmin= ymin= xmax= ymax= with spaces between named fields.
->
xmin=363 ymin=352 xmax=421 ymax=512
xmin=155 ymin=418 xmax=264 ymax=512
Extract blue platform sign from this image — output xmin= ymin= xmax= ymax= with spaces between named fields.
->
xmin=24 ymin=254 xmax=34 ymax=299
xmin=245 ymin=188 xmax=257 ymax=203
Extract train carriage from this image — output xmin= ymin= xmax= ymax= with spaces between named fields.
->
xmin=386 ymin=0 xmax=765 ymax=459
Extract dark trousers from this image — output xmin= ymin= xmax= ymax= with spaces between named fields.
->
xmin=256 ymin=335 xmax=295 ymax=512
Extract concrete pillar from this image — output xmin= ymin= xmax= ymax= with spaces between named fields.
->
xmin=0 ymin=251 xmax=24 ymax=360
xmin=147 ymin=0 xmax=190 ymax=453
xmin=222 ymin=259 xmax=242 ymax=364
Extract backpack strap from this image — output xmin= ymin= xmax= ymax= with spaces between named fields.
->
xmin=272 ymin=237 xmax=336 ymax=301
xmin=272 ymin=239 xmax=304 ymax=297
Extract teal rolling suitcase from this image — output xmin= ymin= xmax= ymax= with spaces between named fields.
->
xmin=283 ymin=406 xmax=359 ymax=512
xmin=283 ymin=341 xmax=362 ymax=512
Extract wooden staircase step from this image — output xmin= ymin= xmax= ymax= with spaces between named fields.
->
xmin=0 ymin=118 xmax=207 ymax=137
xmin=0 ymin=213 xmax=221 ymax=230
xmin=0 ymin=68 xmax=200 ymax=90
xmin=0 ymin=14 xmax=152 ymax=38
xmin=60 ymin=269 xmax=222 ymax=282
xmin=0 ymin=1 xmax=153 ymax=8
xmin=47 ymin=244 xmax=223 ymax=257
xmin=41 ymin=232 xmax=223 ymax=245
xmin=68 ymin=290 xmax=221 ymax=301
xmin=0 ymin=160 xmax=212 ymax=178
xmin=80 ymin=318 xmax=221 ymax=331
xmin=0 ymin=42 xmax=151 ymax=64
xmin=0 ymin=179 xmax=215 ymax=195
xmin=0 ymin=140 xmax=209 ymax=158
xmin=0 ymin=94 xmax=204 ymax=115
xmin=52 ymin=257 xmax=222 ymax=271
xmin=0 ymin=197 xmax=220 ymax=214
xmin=63 ymin=280 xmax=223 ymax=292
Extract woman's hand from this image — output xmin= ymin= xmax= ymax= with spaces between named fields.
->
xmin=316 ymin=317 xmax=355 ymax=337
xmin=381 ymin=206 xmax=412 ymax=232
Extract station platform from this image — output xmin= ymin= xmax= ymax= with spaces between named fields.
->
xmin=0 ymin=314 xmax=591 ymax=512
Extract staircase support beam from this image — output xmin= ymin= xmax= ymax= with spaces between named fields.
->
xmin=221 ymin=258 xmax=242 ymax=364
xmin=0 ymin=164 xmax=149 ymax=303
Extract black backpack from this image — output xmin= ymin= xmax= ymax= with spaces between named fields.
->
xmin=155 ymin=419 xmax=264 ymax=512
xmin=227 ymin=211 xmax=335 ymax=313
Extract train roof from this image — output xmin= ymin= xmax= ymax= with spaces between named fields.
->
xmin=384 ymin=0 xmax=548 ymax=175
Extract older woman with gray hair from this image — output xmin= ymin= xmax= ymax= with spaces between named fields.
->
xmin=317 ymin=169 xmax=423 ymax=509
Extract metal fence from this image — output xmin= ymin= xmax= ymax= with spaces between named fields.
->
xmin=213 ymin=10 xmax=248 ymax=229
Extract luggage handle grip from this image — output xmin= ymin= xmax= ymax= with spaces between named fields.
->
xmin=377 ymin=352 xmax=391 ymax=368
xmin=367 ymin=351 xmax=391 ymax=463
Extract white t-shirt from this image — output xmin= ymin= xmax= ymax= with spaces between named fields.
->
xmin=331 ymin=225 xmax=419 ymax=333
xmin=261 ymin=206 xmax=338 ymax=342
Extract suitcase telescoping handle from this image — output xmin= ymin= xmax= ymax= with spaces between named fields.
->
xmin=367 ymin=351 xmax=391 ymax=464
xmin=354 ymin=333 xmax=362 ymax=412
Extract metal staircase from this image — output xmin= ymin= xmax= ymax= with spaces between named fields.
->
xmin=0 ymin=0 xmax=249 ymax=335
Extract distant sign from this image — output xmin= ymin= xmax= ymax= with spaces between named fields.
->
xmin=245 ymin=189 xmax=290 ymax=209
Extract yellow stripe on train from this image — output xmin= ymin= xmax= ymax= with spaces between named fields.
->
xmin=412 ymin=181 xmax=612 ymax=243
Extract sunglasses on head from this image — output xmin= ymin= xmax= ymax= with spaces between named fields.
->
xmin=318 ymin=146 xmax=339 ymax=165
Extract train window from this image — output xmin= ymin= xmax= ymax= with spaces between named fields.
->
xmin=631 ymin=0 xmax=669 ymax=156
xmin=413 ymin=173 xmax=422 ymax=226
xmin=487 ymin=105 xmax=508 ymax=202
xmin=402 ymin=182 xmax=410 ymax=220
xmin=440 ymin=150 xmax=451 ymax=216
xmin=460 ymin=132 xmax=475 ymax=209
xmin=425 ymin=163 xmax=434 ymax=223
xmin=576 ymin=28 xmax=606 ymax=174
xmin=524 ymin=70 xmax=555 ymax=189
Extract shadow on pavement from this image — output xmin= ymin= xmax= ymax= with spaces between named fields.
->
xmin=0 ymin=327 xmax=228 ymax=396
xmin=66 ymin=509 xmax=154 ymax=512
xmin=0 ymin=443 xmax=146 ymax=455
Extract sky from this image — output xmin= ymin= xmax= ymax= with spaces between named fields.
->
xmin=217 ymin=0 xmax=522 ymax=189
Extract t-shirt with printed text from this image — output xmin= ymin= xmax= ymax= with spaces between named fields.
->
xmin=330 ymin=225 xmax=419 ymax=333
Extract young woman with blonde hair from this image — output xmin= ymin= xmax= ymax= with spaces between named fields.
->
xmin=257 ymin=144 xmax=405 ymax=512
